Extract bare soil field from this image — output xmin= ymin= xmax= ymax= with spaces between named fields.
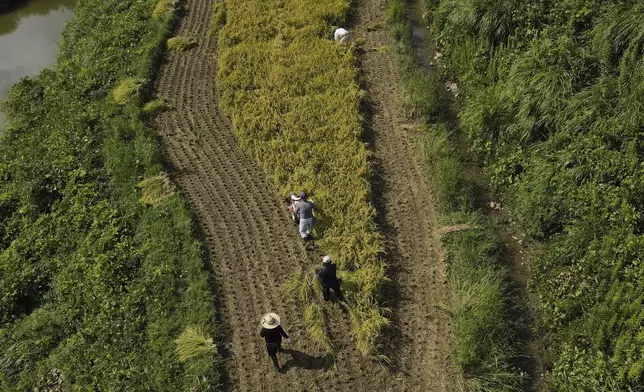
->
xmin=151 ymin=0 xmax=454 ymax=390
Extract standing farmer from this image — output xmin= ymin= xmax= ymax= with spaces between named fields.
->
xmin=293 ymin=191 xmax=315 ymax=240
xmin=259 ymin=312 xmax=290 ymax=372
xmin=317 ymin=256 xmax=344 ymax=302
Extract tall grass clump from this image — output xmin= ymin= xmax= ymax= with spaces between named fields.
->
xmin=0 ymin=0 xmax=220 ymax=389
xmin=386 ymin=1 xmax=525 ymax=386
xmin=433 ymin=0 xmax=644 ymax=388
xmin=422 ymin=125 xmax=524 ymax=391
xmin=388 ymin=0 xmax=444 ymax=118
xmin=215 ymin=0 xmax=387 ymax=355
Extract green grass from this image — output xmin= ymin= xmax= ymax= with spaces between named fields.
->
xmin=387 ymin=0 xmax=525 ymax=389
xmin=0 ymin=0 xmax=220 ymax=389
xmin=214 ymin=0 xmax=387 ymax=356
xmin=421 ymin=126 xmax=524 ymax=391
xmin=433 ymin=0 xmax=644 ymax=388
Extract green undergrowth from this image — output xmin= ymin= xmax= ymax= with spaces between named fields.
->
xmin=0 ymin=0 xmax=220 ymax=389
xmin=422 ymin=126 xmax=524 ymax=391
xmin=213 ymin=0 xmax=388 ymax=356
xmin=388 ymin=0 xmax=525 ymax=390
xmin=431 ymin=0 xmax=644 ymax=389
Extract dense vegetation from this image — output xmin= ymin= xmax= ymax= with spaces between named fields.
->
xmin=0 ymin=0 xmax=219 ymax=389
xmin=387 ymin=2 xmax=524 ymax=390
xmin=430 ymin=0 xmax=644 ymax=389
xmin=213 ymin=0 xmax=388 ymax=355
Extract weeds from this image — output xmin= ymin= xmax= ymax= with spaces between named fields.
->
xmin=387 ymin=0 xmax=525 ymax=388
xmin=167 ymin=36 xmax=197 ymax=52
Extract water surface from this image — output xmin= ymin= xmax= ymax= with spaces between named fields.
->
xmin=0 ymin=0 xmax=74 ymax=129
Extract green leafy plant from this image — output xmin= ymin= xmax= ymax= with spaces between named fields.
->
xmin=0 ymin=0 xmax=220 ymax=389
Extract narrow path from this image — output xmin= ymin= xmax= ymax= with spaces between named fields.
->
xmin=150 ymin=0 xmax=387 ymax=390
xmin=353 ymin=0 xmax=456 ymax=390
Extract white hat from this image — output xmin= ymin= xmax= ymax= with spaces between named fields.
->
xmin=322 ymin=255 xmax=332 ymax=264
xmin=260 ymin=312 xmax=281 ymax=329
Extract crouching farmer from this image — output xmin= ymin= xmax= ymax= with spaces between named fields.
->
xmin=293 ymin=191 xmax=315 ymax=240
xmin=259 ymin=312 xmax=290 ymax=372
xmin=317 ymin=256 xmax=344 ymax=302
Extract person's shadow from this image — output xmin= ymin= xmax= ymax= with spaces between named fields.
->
xmin=280 ymin=349 xmax=334 ymax=372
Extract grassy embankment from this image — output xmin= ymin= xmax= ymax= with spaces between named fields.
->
xmin=430 ymin=0 xmax=644 ymax=389
xmin=212 ymin=0 xmax=388 ymax=355
xmin=0 ymin=0 xmax=220 ymax=389
xmin=388 ymin=0 xmax=526 ymax=390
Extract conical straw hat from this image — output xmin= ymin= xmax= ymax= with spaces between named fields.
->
xmin=260 ymin=312 xmax=281 ymax=329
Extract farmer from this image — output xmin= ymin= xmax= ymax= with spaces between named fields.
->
xmin=293 ymin=191 xmax=315 ymax=240
xmin=259 ymin=312 xmax=291 ymax=371
xmin=333 ymin=27 xmax=352 ymax=44
xmin=317 ymin=256 xmax=344 ymax=302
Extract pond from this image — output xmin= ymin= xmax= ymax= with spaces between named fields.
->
xmin=0 ymin=0 xmax=74 ymax=129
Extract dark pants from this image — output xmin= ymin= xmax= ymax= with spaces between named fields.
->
xmin=266 ymin=342 xmax=281 ymax=369
xmin=322 ymin=281 xmax=343 ymax=301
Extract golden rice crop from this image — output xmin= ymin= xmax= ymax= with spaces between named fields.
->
xmin=215 ymin=0 xmax=387 ymax=355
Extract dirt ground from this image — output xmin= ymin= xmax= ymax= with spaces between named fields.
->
xmin=151 ymin=0 xmax=455 ymax=390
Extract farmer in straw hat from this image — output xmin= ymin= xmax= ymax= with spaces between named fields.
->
xmin=317 ymin=255 xmax=344 ymax=302
xmin=259 ymin=312 xmax=290 ymax=371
